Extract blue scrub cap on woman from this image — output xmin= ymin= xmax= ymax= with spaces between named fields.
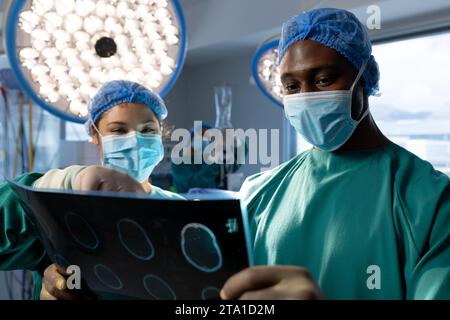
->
xmin=85 ymin=80 xmax=168 ymax=135
xmin=278 ymin=8 xmax=380 ymax=96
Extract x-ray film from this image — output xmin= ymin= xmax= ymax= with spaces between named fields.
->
xmin=8 ymin=180 xmax=253 ymax=300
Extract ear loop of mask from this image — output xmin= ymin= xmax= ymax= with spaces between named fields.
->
xmin=350 ymin=60 xmax=368 ymax=92
xmin=90 ymin=119 xmax=102 ymax=138
xmin=90 ymin=120 xmax=106 ymax=165
xmin=350 ymin=61 xmax=370 ymax=123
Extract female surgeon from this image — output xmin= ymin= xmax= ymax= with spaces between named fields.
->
xmin=0 ymin=80 xmax=183 ymax=300
xmin=34 ymin=80 xmax=182 ymax=198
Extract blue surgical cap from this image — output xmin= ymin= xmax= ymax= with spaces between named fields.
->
xmin=278 ymin=8 xmax=380 ymax=96
xmin=85 ymin=80 xmax=168 ymax=135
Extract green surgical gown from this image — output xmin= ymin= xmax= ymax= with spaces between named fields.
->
xmin=240 ymin=142 xmax=450 ymax=299
xmin=0 ymin=173 xmax=49 ymax=300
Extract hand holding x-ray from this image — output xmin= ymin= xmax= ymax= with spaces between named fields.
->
xmin=40 ymin=264 xmax=96 ymax=300
xmin=73 ymin=166 xmax=146 ymax=193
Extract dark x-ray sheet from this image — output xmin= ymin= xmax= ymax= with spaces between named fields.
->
xmin=8 ymin=180 xmax=253 ymax=300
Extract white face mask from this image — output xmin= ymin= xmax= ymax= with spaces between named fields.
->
xmin=283 ymin=61 xmax=368 ymax=151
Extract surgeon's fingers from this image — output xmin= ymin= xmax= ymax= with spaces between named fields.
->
xmin=221 ymin=266 xmax=283 ymax=300
xmin=110 ymin=170 xmax=145 ymax=193
xmin=55 ymin=263 xmax=69 ymax=276
xmin=73 ymin=167 xmax=101 ymax=191
xmin=95 ymin=179 xmax=116 ymax=192
xmin=40 ymin=285 xmax=57 ymax=300
xmin=43 ymin=264 xmax=78 ymax=300
xmin=115 ymin=180 xmax=146 ymax=193
xmin=221 ymin=265 xmax=321 ymax=300
xmin=238 ymin=279 xmax=320 ymax=300
xmin=44 ymin=264 xmax=66 ymax=290
xmin=74 ymin=166 xmax=145 ymax=193
xmin=238 ymin=287 xmax=284 ymax=300
xmin=76 ymin=172 xmax=114 ymax=192
xmin=97 ymin=177 xmax=143 ymax=193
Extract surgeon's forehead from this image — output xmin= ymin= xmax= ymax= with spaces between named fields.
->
xmin=101 ymin=103 xmax=159 ymax=124
xmin=279 ymin=39 xmax=351 ymax=76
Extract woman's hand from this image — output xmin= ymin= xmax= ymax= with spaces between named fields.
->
xmin=40 ymin=264 xmax=96 ymax=300
xmin=73 ymin=165 xmax=146 ymax=193
xmin=221 ymin=265 xmax=325 ymax=300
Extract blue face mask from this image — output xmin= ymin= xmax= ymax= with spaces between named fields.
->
xmin=283 ymin=62 xmax=368 ymax=151
xmin=100 ymin=131 xmax=164 ymax=182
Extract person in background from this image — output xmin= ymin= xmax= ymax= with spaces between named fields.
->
xmin=219 ymin=8 xmax=450 ymax=300
xmin=171 ymin=123 xmax=222 ymax=193
xmin=0 ymin=80 xmax=183 ymax=300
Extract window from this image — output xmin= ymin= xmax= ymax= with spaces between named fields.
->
xmin=371 ymin=31 xmax=450 ymax=174
xmin=296 ymin=31 xmax=450 ymax=175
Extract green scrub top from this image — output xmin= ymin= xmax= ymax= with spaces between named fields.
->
xmin=240 ymin=142 xmax=450 ymax=299
xmin=0 ymin=173 xmax=49 ymax=300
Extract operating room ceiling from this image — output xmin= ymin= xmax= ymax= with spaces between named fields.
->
xmin=1 ymin=0 xmax=450 ymax=64
xmin=178 ymin=0 xmax=450 ymax=65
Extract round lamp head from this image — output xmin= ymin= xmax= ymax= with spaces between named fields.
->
xmin=251 ymin=39 xmax=283 ymax=108
xmin=5 ymin=0 xmax=187 ymax=123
